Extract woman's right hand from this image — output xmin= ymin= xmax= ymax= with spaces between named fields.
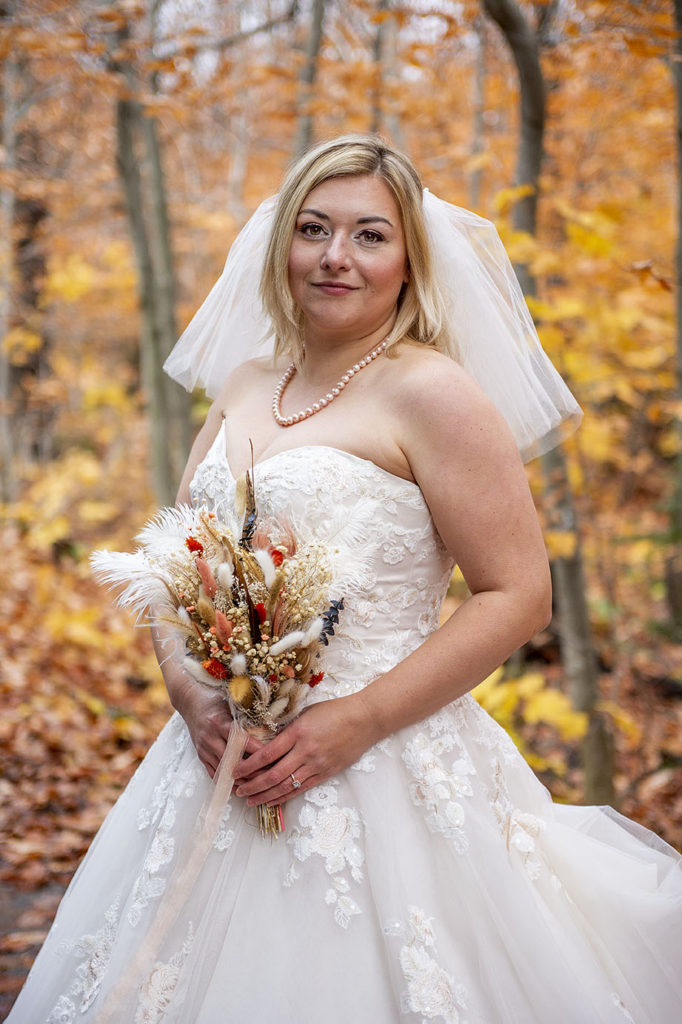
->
xmin=169 ymin=674 xmax=263 ymax=779
xmin=174 ymin=682 xmax=232 ymax=778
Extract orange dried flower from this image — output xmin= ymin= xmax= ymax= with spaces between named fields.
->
xmin=269 ymin=546 xmax=284 ymax=567
xmin=202 ymin=657 xmax=228 ymax=680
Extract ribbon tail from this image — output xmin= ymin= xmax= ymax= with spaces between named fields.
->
xmin=93 ymin=724 xmax=248 ymax=1023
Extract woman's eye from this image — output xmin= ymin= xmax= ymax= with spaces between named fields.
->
xmin=299 ymin=222 xmax=326 ymax=237
xmin=357 ymin=229 xmax=384 ymax=243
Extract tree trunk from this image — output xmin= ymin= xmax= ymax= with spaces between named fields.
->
xmin=370 ymin=0 xmax=389 ymax=135
xmin=294 ymin=0 xmax=326 ymax=159
xmin=140 ymin=95 xmax=190 ymax=485
xmin=482 ymin=0 xmax=543 ymax=290
xmin=666 ymin=0 xmax=682 ymax=625
xmin=0 ymin=9 xmax=18 ymax=502
xmin=227 ymin=109 xmax=250 ymax=224
xmin=368 ymin=0 xmax=405 ymax=148
xmin=115 ymin=89 xmax=175 ymax=504
xmin=469 ymin=16 xmax=486 ymax=210
xmin=482 ymin=0 xmax=613 ymax=804
xmin=108 ymin=9 xmax=190 ymax=504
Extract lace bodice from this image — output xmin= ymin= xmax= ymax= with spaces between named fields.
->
xmin=190 ymin=424 xmax=455 ymax=696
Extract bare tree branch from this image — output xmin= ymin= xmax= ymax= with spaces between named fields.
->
xmin=160 ymin=2 xmax=299 ymax=61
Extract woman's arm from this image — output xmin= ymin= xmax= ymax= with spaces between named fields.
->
xmin=151 ymin=369 xmax=262 ymax=776
xmin=233 ymin=357 xmax=551 ymax=804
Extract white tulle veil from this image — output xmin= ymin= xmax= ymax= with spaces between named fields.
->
xmin=163 ymin=189 xmax=581 ymax=462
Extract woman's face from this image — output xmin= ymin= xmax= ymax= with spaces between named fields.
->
xmin=287 ymin=174 xmax=409 ymax=344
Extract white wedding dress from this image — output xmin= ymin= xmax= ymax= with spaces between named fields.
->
xmin=8 ymin=429 xmax=682 ymax=1024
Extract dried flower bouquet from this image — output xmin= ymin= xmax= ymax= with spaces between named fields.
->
xmin=91 ymin=473 xmax=343 ymax=837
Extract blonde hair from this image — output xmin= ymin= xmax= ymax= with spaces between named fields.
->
xmin=259 ymin=134 xmax=450 ymax=366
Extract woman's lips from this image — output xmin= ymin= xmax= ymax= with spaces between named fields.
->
xmin=312 ymin=282 xmax=358 ymax=295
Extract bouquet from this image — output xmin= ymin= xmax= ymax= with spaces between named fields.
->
xmin=91 ymin=471 xmax=343 ymax=837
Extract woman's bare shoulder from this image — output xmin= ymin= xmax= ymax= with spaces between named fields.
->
xmin=386 ymin=344 xmax=493 ymax=428
xmin=214 ymin=356 xmax=282 ymax=408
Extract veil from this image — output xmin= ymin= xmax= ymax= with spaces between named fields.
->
xmin=163 ymin=190 xmax=581 ymax=462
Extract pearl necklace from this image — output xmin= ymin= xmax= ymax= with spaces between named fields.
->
xmin=272 ymin=338 xmax=388 ymax=428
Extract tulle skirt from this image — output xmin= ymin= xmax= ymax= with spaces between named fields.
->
xmin=7 ymin=695 xmax=682 ymax=1024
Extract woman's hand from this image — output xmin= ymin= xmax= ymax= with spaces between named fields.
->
xmin=233 ymin=694 xmax=377 ymax=806
xmin=172 ymin=678 xmax=262 ymax=779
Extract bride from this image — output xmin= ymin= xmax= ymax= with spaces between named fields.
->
xmin=9 ymin=135 xmax=681 ymax=1023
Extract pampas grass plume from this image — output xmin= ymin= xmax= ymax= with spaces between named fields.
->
xmin=216 ymin=562 xmax=234 ymax=589
xmin=254 ymin=548 xmax=276 ymax=589
xmin=231 ymin=653 xmax=247 ymax=675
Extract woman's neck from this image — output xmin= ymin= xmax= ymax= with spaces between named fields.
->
xmin=299 ymin=322 xmax=394 ymax=386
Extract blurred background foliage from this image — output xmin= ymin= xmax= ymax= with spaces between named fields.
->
xmin=2 ymin=4 xmax=682 ymax=976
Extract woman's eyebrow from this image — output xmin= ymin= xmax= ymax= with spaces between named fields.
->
xmin=298 ymin=207 xmax=394 ymax=227
xmin=298 ymin=207 xmax=330 ymax=220
xmin=357 ymin=215 xmax=393 ymax=227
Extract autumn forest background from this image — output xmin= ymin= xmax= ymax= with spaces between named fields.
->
xmin=2 ymin=0 xmax=682 ymax=1012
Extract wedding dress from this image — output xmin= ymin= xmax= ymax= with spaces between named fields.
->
xmin=8 ymin=428 xmax=682 ymax=1024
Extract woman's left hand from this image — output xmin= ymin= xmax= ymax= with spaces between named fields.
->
xmin=233 ymin=694 xmax=377 ymax=806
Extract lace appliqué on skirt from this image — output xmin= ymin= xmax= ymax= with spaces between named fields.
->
xmin=47 ymin=897 xmax=121 ymax=1023
xmin=284 ymin=782 xmax=365 ymax=928
xmin=134 ymin=924 xmax=194 ymax=1024
xmin=384 ymin=906 xmax=469 ymax=1023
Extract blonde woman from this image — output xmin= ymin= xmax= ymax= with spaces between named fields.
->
xmin=9 ymin=136 xmax=681 ymax=1023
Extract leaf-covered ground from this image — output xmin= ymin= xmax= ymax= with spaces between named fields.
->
xmin=0 ymin=527 xmax=171 ymax=1018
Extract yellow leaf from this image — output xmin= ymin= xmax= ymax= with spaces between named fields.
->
xmin=526 ymin=751 xmax=566 ymax=776
xmin=529 ymin=248 xmax=563 ymax=276
xmin=575 ymin=417 xmax=616 ymax=463
xmin=566 ymin=221 xmax=614 ymax=257
xmin=464 ymin=152 xmax=492 ymax=174
xmin=545 ymin=530 xmax=578 ymax=559
xmin=77 ymin=690 xmax=108 ymax=717
xmin=658 ymin=428 xmax=681 ymax=457
xmin=620 ymin=346 xmax=670 ymax=371
xmin=77 ymin=501 xmax=119 ymax=526
xmin=473 ymin=671 xmax=525 ymax=728
xmin=449 ymin=564 xmax=466 ymax=586
xmin=472 ymin=668 xmax=507 ymax=712
xmin=515 ymin=672 xmax=546 ymax=698
xmin=526 ymin=296 xmax=585 ymax=322
xmin=45 ymin=253 xmax=96 ymax=302
xmin=523 ymin=689 xmax=588 ymax=741
xmin=536 ymin=324 xmax=566 ymax=356
xmin=28 ymin=516 xmax=71 ymax=550
xmin=492 ymin=184 xmax=535 ymax=216
xmin=472 ymin=667 xmax=504 ymax=697
xmin=2 ymin=326 xmax=42 ymax=364
xmin=82 ymin=381 xmax=132 ymax=412
xmin=112 ymin=714 xmax=145 ymax=741
xmin=44 ymin=606 xmax=104 ymax=649
xmin=625 ymin=539 xmax=658 ymax=566
xmin=502 ymin=230 xmax=538 ymax=265
xmin=597 ymin=701 xmax=641 ymax=747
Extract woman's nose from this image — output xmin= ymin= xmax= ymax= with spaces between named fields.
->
xmin=320 ymin=233 xmax=351 ymax=270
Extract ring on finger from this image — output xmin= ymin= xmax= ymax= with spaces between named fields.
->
xmin=290 ymin=772 xmax=302 ymax=789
